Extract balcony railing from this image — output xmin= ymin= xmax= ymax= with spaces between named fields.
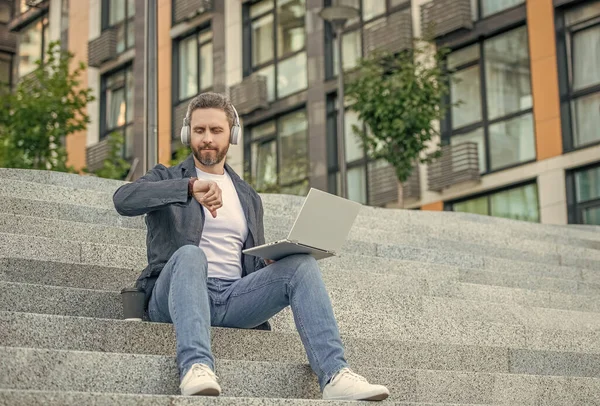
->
xmin=173 ymin=0 xmax=213 ymax=25
xmin=402 ymin=166 xmax=421 ymax=201
xmin=420 ymin=0 xmax=473 ymax=38
xmin=427 ymin=142 xmax=480 ymax=192
xmin=0 ymin=23 xmax=16 ymax=52
xmin=229 ymin=73 xmax=269 ymax=115
xmin=173 ymin=100 xmax=189 ymax=140
xmin=88 ymin=28 xmax=117 ymax=68
xmin=367 ymin=161 xmax=399 ymax=207
xmin=86 ymin=138 xmax=111 ymax=173
xmin=363 ymin=10 xmax=412 ymax=57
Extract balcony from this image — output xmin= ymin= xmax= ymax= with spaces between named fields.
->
xmin=173 ymin=0 xmax=213 ymax=25
xmin=402 ymin=165 xmax=421 ymax=201
xmin=88 ymin=28 xmax=117 ymax=68
xmin=427 ymin=142 xmax=480 ymax=192
xmin=420 ymin=0 xmax=473 ymax=39
xmin=367 ymin=161 xmax=399 ymax=207
xmin=0 ymin=23 xmax=16 ymax=53
xmin=172 ymin=100 xmax=189 ymax=140
xmin=229 ymin=73 xmax=269 ymax=115
xmin=363 ymin=10 xmax=412 ymax=57
xmin=86 ymin=138 xmax=111 ymax=173
xmin=7 ymin=0 xmax=49 ymax=32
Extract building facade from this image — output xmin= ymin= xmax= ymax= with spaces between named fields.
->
xmin=4 ymin=0 xmax=600 ymax=226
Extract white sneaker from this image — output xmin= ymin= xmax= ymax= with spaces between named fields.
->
xmin=322 ymin=368 xmax=390 ymax=401
xmin=179 ymin=363 xmax=222 ymax=397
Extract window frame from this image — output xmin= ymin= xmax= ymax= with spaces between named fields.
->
xmin=101 ymin=0 xmax=135 ymax=54
xmin=445 ymin=179 xmax=541 ymax=222
xmin=566 ymin=161 xmax=600 ymax=224
xmin=242 ymin=0 xmax=307 ymax=101
xmin=100 ymin=64 xmax=134 ymax=157
xmin=556 ymin=2 xmax=600 ymax=152
xmin=244 ymin=107 xmax=310 ymax=193
xmin=471 ymin=0 xmax=525 ymax=21
xmin=323 ymin=0 xmax=411 ymax=80
xmin=325 ymin=92 xmax=372 ymax=204
xmin=442 ymin=25 xmax=536 ymax=176
xmin=173 ymin=26 xmax=213 ymax=104
xmin=17 ymin=14 xmax=49 ymax=78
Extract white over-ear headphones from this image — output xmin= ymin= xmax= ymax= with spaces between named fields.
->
xmin=180 ymin=103 xmax=241 ymax=146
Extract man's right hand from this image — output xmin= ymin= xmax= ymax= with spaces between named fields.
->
xmin=192 ymin=180 xmax=223 ymax=218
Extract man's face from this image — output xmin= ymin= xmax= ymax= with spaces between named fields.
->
xmin=189 ymin=108 xmax=231 ymax=167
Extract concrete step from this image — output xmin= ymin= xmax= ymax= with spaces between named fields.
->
xmin=2 ymin=176 xmax=600 ymax=251
xmin=0 ymin=390 xmax=487 ymax=406
xmin=4 ymin=281 xmax=600 ymax=354
xmin=0 ymin=168 xmax=127 ymax=193
xmin=4 ymin=211 xmax=594 ymax=271
xmin=2 ymin=232 xmax=599 ymax=298
xmin=0 ymin=195 xmax=144 ymax=229
xmin=3 ymin=256 xmax=599 ymax=315
xmin=2 ymin=347 xmax=600 ymax=405
xmin=3 ymin=277 xmax=600 ymax=334
xmin=4 ymin=257 xmax=599 ymax=315
xmin=5 ymin=311 xmax=600 ymax=380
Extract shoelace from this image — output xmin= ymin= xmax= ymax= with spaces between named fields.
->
xmin=191 ymin=364 xmax=219 ymax=381
xmin=331 ymin=368 xmax=367 ymax=386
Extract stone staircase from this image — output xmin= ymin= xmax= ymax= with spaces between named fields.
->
xmin=0 ymin=168 xmax=600 ymax=405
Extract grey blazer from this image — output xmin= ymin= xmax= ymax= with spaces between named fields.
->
xmin=113 ymin=154 xmax=270 ymax=329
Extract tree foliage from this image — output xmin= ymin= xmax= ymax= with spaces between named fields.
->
xmin=0 ymin=41 xmax=95 ymax=171
xmin=345 ymin=40 xmax=454 ymax=183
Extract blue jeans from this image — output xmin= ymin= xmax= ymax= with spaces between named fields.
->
xmin=147 ymin=245 xmax=348 ymax=391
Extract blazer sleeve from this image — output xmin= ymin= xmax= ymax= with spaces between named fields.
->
xmin=113 ymin=164 xmax=191 ymax=217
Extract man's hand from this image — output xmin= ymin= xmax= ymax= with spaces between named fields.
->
xmin=192 ymin=180 xmax=223 ymax=218
xmin=265 ymin=259 xmax=276 ymax=265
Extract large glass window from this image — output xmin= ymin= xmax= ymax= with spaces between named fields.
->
xmin=446 ymin=26 xmax=535 ymax=174
xmin=177 ymin=29 xmax=213 ymax=102
xmin=244 ymin=0 xmax=306 ymax=101
xmin=245 ymin=110 xmax=309 ymax=195
xmin=101 ymin=66 xmax=134 ymax=158
xmin=103 ymin=0 xmax=135 ymax=54
xmin=18 ymin=16 xmax=48 ymax=78
xmin=326 ymin=0 xmax=410 ymax=79
xmin=568 ymin=164 xmax=600 ymax=225
xmin=450 ymin=182 xmax=540 ymax=222
xmin=479 ymin=0 xmax=524 ymax=19
xmin=558 ymin=2 xmax=600 ymax=150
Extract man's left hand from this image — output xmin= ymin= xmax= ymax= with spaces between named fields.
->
xmin=265 ymin=259 xmax=276 ymax=265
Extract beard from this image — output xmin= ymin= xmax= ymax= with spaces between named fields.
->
xmin=192 ymin=144 xmax=229 ymax=166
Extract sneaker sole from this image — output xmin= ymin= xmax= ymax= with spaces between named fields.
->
xmin=181 ymin=383 xmax=222 ymax=397
xmin=324 ymin=389 xmax=390 ymax=401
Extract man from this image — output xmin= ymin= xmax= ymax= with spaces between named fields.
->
xmin=113 ymin=92 xmax=390 ymax=401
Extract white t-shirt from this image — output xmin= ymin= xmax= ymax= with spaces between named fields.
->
xmin=195 ymin=167 xmax=249 ymax=280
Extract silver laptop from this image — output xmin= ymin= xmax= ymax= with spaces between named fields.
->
xmin=243 ymin=188 xmax=362 ymax=261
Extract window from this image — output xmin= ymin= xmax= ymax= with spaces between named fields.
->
xmin=470 ymin=0 xmax=524 ymax=20
xmin=325 ymin=0 xmax=411 ymax=79
xmin=557 ymin=1 xmax=600 ymax=150
xmin=177 ymin=29 xmax=213 ymax=102
xmin=243 ymin=0 xmax=307 ymax=101
xmin=445 ymin=26 xmax=535 ymax=174
xmin=18 ymin=16 xmax=48 ymax=78
xmin=450 ymin=182 xmax=540 ymax=222
xmin=101 ymin=65 xmax=134 ymax=159
xmin=326 ymin=94 xmax=370 ymax=204
xmin=245 ymin=109 xmax=309 ymax=195
xmin=103 ymin=0 xmax=135 ymax=54
xmin=567 ymin=164 xmax=600 ymax=225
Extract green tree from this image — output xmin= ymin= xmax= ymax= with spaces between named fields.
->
xmin=0 ymin=41 xmax=95 ymax=171
xmin=170 ymin=144 xmax=190 ymax=167
xmin=85 ymin=131 xmax=131 ymax=180
xmin=345 ymin=39 xmax=455 ymax=204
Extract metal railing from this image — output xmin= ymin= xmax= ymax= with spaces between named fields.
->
xmin=420 ymin=0 xmax=473 ymax=38
xmin=427 ymin=142 xmax=480 ymax=192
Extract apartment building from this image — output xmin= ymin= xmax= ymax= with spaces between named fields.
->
xmin=4 ymin=0 xmax=599 ymax=226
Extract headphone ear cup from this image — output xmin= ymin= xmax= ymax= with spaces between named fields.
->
xmin=230 ymin=125 xmax=240 ymax=145
xmin=180 ymin=125 xmax=190 ymax=146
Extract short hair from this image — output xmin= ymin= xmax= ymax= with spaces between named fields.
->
xmin=186 ymin=92 xmax=235 ymax=129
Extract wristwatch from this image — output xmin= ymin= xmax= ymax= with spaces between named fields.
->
xmin=188 ymin=177 xmax=198 ymax=197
